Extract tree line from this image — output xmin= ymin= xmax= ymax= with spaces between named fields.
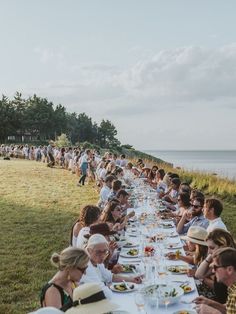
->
xmin=0 ymin=92 xmax=120 ymax=148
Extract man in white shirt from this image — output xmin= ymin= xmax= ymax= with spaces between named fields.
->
xmin=98 ymin=175 xmax=115 ymax=208
xmin=80 ymin=234 xmax=142 ymax=298
xmin=203 ymin=198 xmax=227 ymax=233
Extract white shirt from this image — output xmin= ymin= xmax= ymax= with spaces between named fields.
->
xmin=100 ymin=186 xmax=111 ymax=202
xmin=80 ymin=261 xmax=113 ymax=298
xmin=75 ymin=227 xmax=90 ymax=248
xmin=207 ymin=217 xmax=227 ymax=233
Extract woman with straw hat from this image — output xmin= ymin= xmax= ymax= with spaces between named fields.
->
xmin=65 ymin=283 xmax=119 ymax=314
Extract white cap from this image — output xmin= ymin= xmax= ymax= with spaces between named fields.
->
xmin=87 ymin=234 xmax=108 ymax=248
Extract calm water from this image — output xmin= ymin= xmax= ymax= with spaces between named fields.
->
xmin=145 ymin=150 xmax=236 ymax=181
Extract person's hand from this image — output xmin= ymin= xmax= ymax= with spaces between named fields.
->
xmin=111 ymin=264 xmax=123 ymax=274
xmin=109 ymin=241 xmax=118 ymax=255
xmin=194 ymin=295 xmax=211 ymax=305
xmin=132 ymin=275 xmax=142 ymax=284
xmin=165 ymin=252 xmax=177 ymax=260
xmin=112 ymin=223 xmax=121 ymax=231
xmin=195 ymin=304 xmax=221 ymax=314
xmin=187 ymin=268 xmax=196 ymax=277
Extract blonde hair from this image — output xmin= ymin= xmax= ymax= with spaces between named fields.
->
xmin=51 ymin=247 xmax=89 ymax=271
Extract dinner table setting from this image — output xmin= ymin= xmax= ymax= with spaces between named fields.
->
xmin=110 ymin=180 xmax=198 ymax=314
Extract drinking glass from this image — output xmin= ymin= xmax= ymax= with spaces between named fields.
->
xmin=134 ymin=291 xmax=145 ymax=312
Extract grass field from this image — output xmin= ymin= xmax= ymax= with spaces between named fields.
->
xmin=0 ymin=159 xmax=236 ymax=313
xmin=0 ymin=159 xmax=98 ymax=314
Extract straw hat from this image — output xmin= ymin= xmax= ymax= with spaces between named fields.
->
xmin=181 ymin=226 xmax=208 ymax=246
xmin=65 ymin=283 xmax=119 ymax=314
xmin=29 ymin=307 xmax=63 ymax=314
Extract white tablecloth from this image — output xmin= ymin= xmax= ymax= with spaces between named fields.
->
xmin=111 ymin=207 xmax=198 ymax=313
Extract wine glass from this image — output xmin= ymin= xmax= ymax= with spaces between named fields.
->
xmin=134 ymin=291 xmax=145 ymax=312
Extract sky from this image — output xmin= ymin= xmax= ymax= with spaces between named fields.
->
xmin=1 ymin=0 xmax=236 ymax=150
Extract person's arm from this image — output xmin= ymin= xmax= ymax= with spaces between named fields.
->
xmin=112 ymin=273 xmax=142 ymax=284
xmin=195 ymin=254 xmax=213 ymax=279
xmin=44 ymin=286 xmax=62 ymax=309
xmin=194 ymin=296 xmax=226 ymax=313
xmin=176 ymin=212 xmax=188 ymax=233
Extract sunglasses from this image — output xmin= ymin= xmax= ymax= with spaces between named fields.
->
xmin=77 ymin=266 xmax=88 ymax=274
xmin=213 ymin=264 xmax=231 ymax=271
xmin=192 ymin=205 xmax=201 ymax=209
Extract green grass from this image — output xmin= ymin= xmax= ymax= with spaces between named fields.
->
xmin=0 ymin=158 xmax=236 ymax=313
xmin=0 ymin=159 xmax=98 ymax=314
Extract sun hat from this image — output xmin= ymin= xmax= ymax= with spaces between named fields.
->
xmin=86 ymin=234 xmax=108 ymax=248
xmin=29 ymin=307 xmax=63 ymax=314
xmin=181 ymin=226 xmax=208 ymax=246
xmin=65 ymin=283 xmax=119 ymax=314
xmin=84 ymin=223 xmax=117 ymax=239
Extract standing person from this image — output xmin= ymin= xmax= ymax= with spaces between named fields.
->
xmin=77 ymin=149 xmax=91 ymax=186
xmin=47 ymin=141 xmax=55 ymax=167
xmin=40 ymin=247 xmax=89 ymax=311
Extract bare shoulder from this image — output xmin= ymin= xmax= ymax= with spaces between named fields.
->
xmin=73 ymin=221 xmax=82 ymax=236
xmin=44 ymin=284 xmax=62 ymax=308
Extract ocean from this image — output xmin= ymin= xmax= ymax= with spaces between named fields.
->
xmin=144 ymin=150 xmax=236 ymax=181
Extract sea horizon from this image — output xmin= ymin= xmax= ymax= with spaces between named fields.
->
xmin=144 ymin=149 xmax=236 ymax=181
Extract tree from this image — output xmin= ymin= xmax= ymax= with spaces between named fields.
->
xmin=53 ymin=104 xmax=67 ymax=139
xmin=26 ymin=95 xmax=54 ymax=140
xmin=0 ymin=95 xmax=16 ymax=142
xmin=55 ymin=133 xmax=71 ymax=148
xmin=98 ymin=119 xmax=120 ymax=148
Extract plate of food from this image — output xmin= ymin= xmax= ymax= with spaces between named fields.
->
xmin=167 ymin=265 xmax=189 ymax=274
xmin=110 ymin=282 xmax=137 ymax=293
xmin=179 ymin=282 xmax=195 ymax=294
xmin=165 ymin=250 xmax=182 ymax=260
xmin=161 ymin=223 xmax=174 ymax=229
xmin=120 ymin=264 xmax=137 ymax=273
xmin=120 ymin=248 xmax=140 ymax=258
xmin=123 ymin=241 xmax=139 ymax=248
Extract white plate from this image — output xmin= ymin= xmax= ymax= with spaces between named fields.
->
xmin=120 ymin=249 xmax=140 ymax=258
xmin=110 ymin=282 xmax=137 ymax=293
xmin=120 ymin=264 xmax=137 ymax=273
xmin=169 ymin=232 xmax=179 ymax=238
xmin=123 ymin=242 xmax=139 ymax=248
xmin=167 ymin=265 xmax=189 ymax=275
xmin=173 ymin=310 xmax=197 ymax=314
xmin=179 ymin=283 xmax=195 ymax=294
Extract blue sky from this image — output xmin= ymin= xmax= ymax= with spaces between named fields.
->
xmin=1 ymin=0 xmax=236 ymax=150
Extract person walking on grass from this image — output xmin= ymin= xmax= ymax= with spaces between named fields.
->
xmin=77 ymin=149 xmax=92 ymax=186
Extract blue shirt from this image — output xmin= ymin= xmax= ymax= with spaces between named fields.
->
xmin=181 ymin=214 xmax=209 ymax=235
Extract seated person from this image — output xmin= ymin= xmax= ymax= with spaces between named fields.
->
xmin=194 ymin=247 xmax=236 ymax=314
xmin=203 ymin=198 xmax=227 ymax=233
xmin=163 ymin=177 xmax=181 ymax=204
xmin=97 ymin=175 xmax=115 ymax=208
xmin=66 ymin=283 xmax=118 ymax=314
xmin=40 ymin=247 xmax=89 ymax=311
xmin=71 ymin=205 xmax=101 ymax=248
xmin=80 ymin=234 xmax=142 ymax=298
xmin=167 ymin=226 xmax=208 ymax=275
xmin=195 ymin=229 xmax=236 ymax=304
xmin=177 ymin=197 xmax=209 ymax=234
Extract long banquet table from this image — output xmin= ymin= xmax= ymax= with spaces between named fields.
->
xmin=110 ymin=206 xmax=198 ymax=314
